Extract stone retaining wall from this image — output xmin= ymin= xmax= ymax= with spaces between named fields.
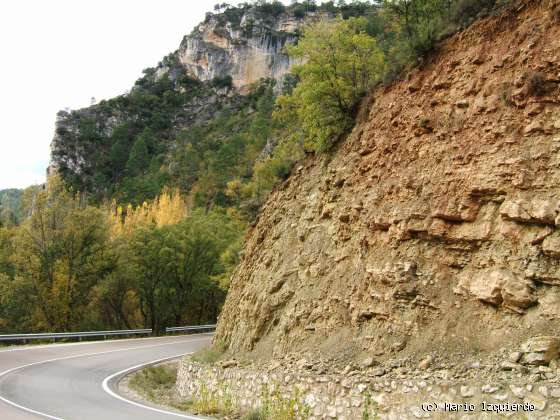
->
xmin=176 ymin=359 xmax=560 ymax=419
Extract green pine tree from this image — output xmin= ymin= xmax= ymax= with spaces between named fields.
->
xmin=126 ymin=135 xmax=150 ymax=177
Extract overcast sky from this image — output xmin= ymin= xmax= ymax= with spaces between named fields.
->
xmin=0 ymin=0 xmax=291 ymax=190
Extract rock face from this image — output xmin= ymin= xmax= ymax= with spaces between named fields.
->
xmin=216 ymin=0 xmax=560 ymax=363
xmin=178 ymin=10 xmax=308 ymax=90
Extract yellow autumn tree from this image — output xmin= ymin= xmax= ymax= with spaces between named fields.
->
xmin=108 ymin=188 xmax=188 ymax=238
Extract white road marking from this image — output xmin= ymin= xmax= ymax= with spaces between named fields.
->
xmin=102 ymin=354 xmax=205 ymax=420
xmin=0 ymin=335 xmax=211 ymax=419
xmin=0 ymin=333 xmax=213 ymax=354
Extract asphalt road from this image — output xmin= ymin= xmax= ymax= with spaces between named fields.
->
xmin=0 ymin=334 xmax=212 ymax=420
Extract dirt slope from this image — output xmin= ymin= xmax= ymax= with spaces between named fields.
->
xmin=216 ymin=0 xmax=560 ymax=365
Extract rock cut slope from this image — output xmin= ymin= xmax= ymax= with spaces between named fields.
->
xmin=216 ymin=0 xmax=560 ymax=364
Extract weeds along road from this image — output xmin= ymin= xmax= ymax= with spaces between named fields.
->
xmin=0 ymin=334 xmax=212 ymax=419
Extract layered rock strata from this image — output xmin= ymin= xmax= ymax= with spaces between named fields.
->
xmin=216 ymin=0 xmax=560 ymax=364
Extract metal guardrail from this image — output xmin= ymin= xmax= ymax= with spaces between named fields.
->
xmin=0 ymin=324 xmax=216 ymax=344
xmin=0 ymin=329 xmax=152 ymax=343
xmin=165 ymin=324 xmax=216 ymax=333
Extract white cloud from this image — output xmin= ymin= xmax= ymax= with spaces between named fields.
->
xmin=0 ymin=0 xmax=286 ymax=189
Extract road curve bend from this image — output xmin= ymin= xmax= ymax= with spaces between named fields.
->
xmin=0 ymin=334 xmax=212 ymax=420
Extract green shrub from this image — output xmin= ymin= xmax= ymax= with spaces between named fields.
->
xmin=212 ymin=75 xmax=233 ymax=89
xmin=419 ymin=117 xmax=431 ymax=130
xmin=362 ymin=391 xmax=379 ymax=420
xmin=293 ymin=4 xmax=306 ymax=18
xmin=276 ymin=17 xmax=384 ymax=152
xmin=255 ymin=0 xmax=286 ymax=17
xmin=224 ymin=6 xmax=245 ymax=28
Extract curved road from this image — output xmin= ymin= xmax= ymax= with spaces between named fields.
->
xmin=0 ymin=334 xmax=212 ymax=419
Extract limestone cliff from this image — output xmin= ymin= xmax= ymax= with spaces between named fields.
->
xmin=178 ymin=10 xmax=306 ymax=91
xmin=216 ymin=0 xmax=560 ymax=363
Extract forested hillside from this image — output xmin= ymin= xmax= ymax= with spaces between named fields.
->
xmin=52 ymin=78 xmax=285 ymax=218
xmin=50 ymin=0 xmax=494 ymax=219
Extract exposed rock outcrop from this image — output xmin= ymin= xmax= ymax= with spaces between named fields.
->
xmin=178 ymin=10 xmax=307 ymax=91
xmin=216 ymin=0 xmax=560 ymax=365
xmin=455 ymin=269 xmax=537 ymax=313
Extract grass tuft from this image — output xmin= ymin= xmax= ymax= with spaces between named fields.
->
xmin=129 ymin=365 xmax=176 ymax=401
xmin=243 ymin=409 xmax=268 ymax=420
xmin=191 ymin=340 xmax=227 ymax=365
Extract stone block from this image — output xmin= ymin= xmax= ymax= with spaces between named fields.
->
xmin=520 ymin=336 xmax=560 ymax=366
xmin=456 ymin=269 xmax=536 ymax=312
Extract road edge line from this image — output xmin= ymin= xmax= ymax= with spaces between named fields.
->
xmin=102 ymin=353 xmax=205 ymax=420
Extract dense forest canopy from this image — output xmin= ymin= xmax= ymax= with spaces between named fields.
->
xmin=0 ymin=177 xmax=243 ymax=333
xmin=1 ymin=0 xmax=508 ymax=334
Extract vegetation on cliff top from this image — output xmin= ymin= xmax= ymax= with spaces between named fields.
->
xmin=209 ymin=1 xmax=376 ymax=25
xmin=277 ymin=0 xmax=510 ymax=152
